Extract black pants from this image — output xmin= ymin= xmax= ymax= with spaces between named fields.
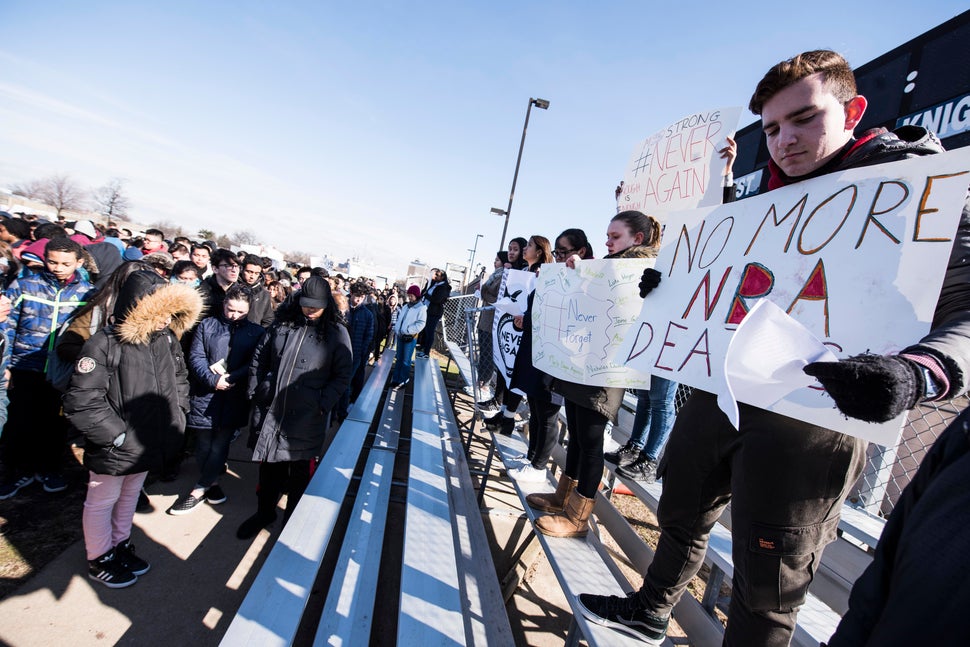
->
xmin=2 ymin=369 xmax=68 ymax=474
xmin=526 ymin=395 xmax=561 ymax=470
xmin=256 ymin=460 xmax=312 ymax=522
xmin=494 ymin=375 xmax=522 ymax=413
xmin=829 ymin=406 xmax=970 ymax=647
xmin=562 ymin=400 xmax=608 ymax=498
xmin=419 ymin=310 xmax=443 ymax=355
xmin=637 ymin=390 xmax=866 ymax=646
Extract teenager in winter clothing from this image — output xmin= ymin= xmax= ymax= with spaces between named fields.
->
xmin=0 ymin=237 xmax=92 ymax=499
xmin=64 ymin=270 xmax=203 ymax=588
xmin=237 ymin=276 xmax=352 ymax=539
xmin=390 ymin=285 xmax=427 ymax=389
xmin=534 ymin=212 xmax=661 ymax=539
xmin=579 ymin=50 xmax=970 ymax=647
xmin=416 ymin=268 xmax=450 ymax=358
xmin=168 ymin=284 xmax=264 ymax=514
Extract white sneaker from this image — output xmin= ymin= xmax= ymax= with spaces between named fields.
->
xmin=505 ymin=453 xmax=528 ymax=468
xmin=508 ymin=463 xmax=547 ymax=483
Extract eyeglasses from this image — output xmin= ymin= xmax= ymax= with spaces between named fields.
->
xmin=552 ymin=248 xmax=577 ymax=259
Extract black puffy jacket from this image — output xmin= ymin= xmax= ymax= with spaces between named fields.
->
xmin=248 ymin=301 xmax=353 ymax=463
xmin=64 ymin=273 xmax=204 ymax=475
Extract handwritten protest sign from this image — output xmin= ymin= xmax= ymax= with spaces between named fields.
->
xmin=492 ymin=269 xmax=535 ymax=386
xmin=618 ymin=150 xmax=970 ymax=446
xmin=533 ymin=259 xmax=654 ymax=388
xmin=617 ymin=106 xmax=743 ymax=219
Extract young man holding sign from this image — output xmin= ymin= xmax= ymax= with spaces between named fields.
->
xmin=580 ymin=50 xmax=970 ymax=646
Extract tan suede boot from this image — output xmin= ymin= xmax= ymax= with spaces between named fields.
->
xmin=535 ymin=489 xmax=595 ymax=538
xmin=526 ymin=474 xmax=577 ymax=513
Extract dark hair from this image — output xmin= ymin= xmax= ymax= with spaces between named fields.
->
xmin=1 ymin=218 xmax=31 ymax=240
xmin=556 ymin=228 xmax=594 ymax=260
xmin=311 ymin=266 xmax=329 ymax=278
xmin=224 ymin=283 xmax=253 ymax=305
xmin=73 ymin=261 xmax=153 ymax=323
xmin=242 ymin=257 xmax=264 ymax=271
xmin=190 ymin=243 xmax=210 ymax=257
xmin=508 ymin=237 xmax=529 ymax=269
xmin=527 ymin=235 xmax=554 ymax=271
xmin=297 ymin=266 xmax=312 ymax=276
xmin=145 ymin=228 xmax=165 ymax=239
xmin=259 ymin=256 xmax=273 ymax=270
xmin=172 ymin=260 xmax=200 ymax=278
xmin=168 ymin=242 xmax=189 ymax=256
xmin=749 ymin=49 xmax=857 ymax=115
xmin=44 ymin=236 xmax=83 ymax=259
xmin=611 ymin=211 xmax=661 ymax=248
xmin=497 ymin=251 xmax=509 ymax=264
xmin=105 ymin=228 xmax=121 ymax=238
xmin=34 ymin=223 xmax=67 ymax=241
xmin=211 ymin=248 xmax=238 ymax=268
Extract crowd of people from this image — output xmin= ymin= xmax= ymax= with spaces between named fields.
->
xmin=0 ymin=216 xmax=450 ymax=589
xmin=1 ymin=46 xmax=968 ymax=647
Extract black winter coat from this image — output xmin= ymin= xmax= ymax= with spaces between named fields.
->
xmin=248 ymin=310 xmax=353 ymax=462
xmin=187 ymin=314 xmax=265 ymax=430
xmin=64 ymin=281 xmax=204 ymax=475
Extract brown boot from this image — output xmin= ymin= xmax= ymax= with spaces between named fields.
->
xmin=526 ymin=474 xmax=577 ymax=513
xmin=535 ymin=489 xmax=595 ymax=538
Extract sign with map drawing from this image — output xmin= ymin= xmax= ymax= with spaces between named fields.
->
xmin=532 ymin=259 xmax=654 ymax=388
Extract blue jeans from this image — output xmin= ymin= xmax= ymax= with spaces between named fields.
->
xmin=629 ymin=376 xmax=677 ymax=461
xmin=392 ymin=335 xmax=417 ymax=383
xmin=195 ymin=426 xmax=235 ymax=488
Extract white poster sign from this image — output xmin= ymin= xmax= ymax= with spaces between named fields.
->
xmin=618 ymin=150 xmax=970 ymax=446
xmin=533 ymin=259 xmax=654 ymax=388
xmin=617 ymin=106 xmax=743 ymax=219
xmin=492 ymin=269 xmax=535 ymax=385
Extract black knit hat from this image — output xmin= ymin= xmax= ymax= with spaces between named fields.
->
xmin=299 ymin=276 xmax=331 ymax=309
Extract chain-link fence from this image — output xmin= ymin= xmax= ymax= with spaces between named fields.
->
xmin=444 ymin=295 xmax=965 ymax=518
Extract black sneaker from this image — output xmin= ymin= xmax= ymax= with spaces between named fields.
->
xmin=114 ymin=538 xmax=150 ymax=576
xmin=604 ymin=442 xmax=639 ymax=468
xmin=483 ymin=411 xmax=505 ymax=429
xmin=88 ymin=549 xmax=137 ymax=589
xmin=498 ymin=416 xmax=515 ymax=436
xmin=37 ymin=472 xmax=68 ymax=493
xmin=578 ymin=592 xmax=668 ymax=644
xmin=236 ymin=512 xmax=277 ymax=539
xmin=0 ymin=474 xmax=35 ymax=500
xmin=136 ymin=489 xmax=153 ymax=513
xmin=167 ymin=493 xmax=205 ymax=515
xmin=617 ymin=453 xmax=658 ymax=483
xmin=205 ymin=484 xmax=227 ymax=505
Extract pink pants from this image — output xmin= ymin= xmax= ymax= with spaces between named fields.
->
xmin=82 ymin=471 xmax=148 ymax=560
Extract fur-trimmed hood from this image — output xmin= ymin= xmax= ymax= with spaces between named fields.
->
xmin=115 ymin=280 xmax=204 ymax=345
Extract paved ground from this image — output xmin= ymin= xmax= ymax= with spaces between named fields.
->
xmin=0 ymin=392 xmax=585 ymax=646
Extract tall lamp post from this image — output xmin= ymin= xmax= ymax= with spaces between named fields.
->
xmin=466 ymin=233 xmax=483 ymax=287
xmin=496 ymin=97 xmax=550 ymax=250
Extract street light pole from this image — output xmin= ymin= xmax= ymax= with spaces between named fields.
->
xmin=466 ymin=233 xmax=483 ymax=286
xmin=497 ymin=97 xmax=549 ymax=250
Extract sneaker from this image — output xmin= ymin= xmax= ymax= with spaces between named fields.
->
xmin=498 ymin=416 xmax=515 ymax=436
xmin=114 ymin=538 xmax=150 ymax=576
xmin=604 ymin=442 xmax=639 ymax=468
xmin=136 ymin=489 xmax=153 ymax=513
xmin=478 ymin=397 xmax=500 ymax=413
xmin=483 ymin=410 xmax=505 ymax=429
xmin=616 ymin=454 xmax=658 ymax=483
xmin=88 ymin=549 xmax=138 ymax=589
xmin=36 ymin=473 xmax=68 ymax=493
xmin=508 ymin=463 xmax=547 ymax=483
xmin=167 ymin=493 xmax=205 ymax=515
xmin=506 ymin=453 xmax=529 ymax=468
xmin=236 ymin=512 xmax=277 ymax=540
xmin=205 ymin=484 xmax=227 ymax=505
xmin=578 ymin=592 xmax=668 ymax=645
xmin=0 ymin=474 xmax=35 ymax=500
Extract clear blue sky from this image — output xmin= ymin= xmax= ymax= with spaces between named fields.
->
xmin=0 ymin=1 xmax=965 ymax=279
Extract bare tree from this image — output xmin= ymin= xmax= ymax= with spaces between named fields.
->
xmin=231 ymin=229 xmax=259 ymax=246
xmin=93 ymin=178 xmax=130 ymax=221
xmin=215 ymin=234 xmax=233 ymax=249
xmin=197 ymin=228 xmax=215 ymax=241
xmin=147 ymin=220 xmax=188 ymax=239
xmin=288 ymin=250 xmax=311 ymax=265
xmin=36 ymin=174 xmax=88 ymax=217
xmin=9 ymin=179 xmax=45 ymax=200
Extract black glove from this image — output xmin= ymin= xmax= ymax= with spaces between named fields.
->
xmin=639 ymin=268 xmax=662 ymax=298
xmin=803 ymin=354 xmax=923 ymax=423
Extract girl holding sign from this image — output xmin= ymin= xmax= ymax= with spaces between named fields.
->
xmin=532 ymin=212 xmax=661 ymax=538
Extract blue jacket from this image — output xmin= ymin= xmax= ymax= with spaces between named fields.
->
xmin=347 ymin=305 xmax=374 ymax=368
xmin=4 ymin=269 xmax=92 ymax=373
xmin=187 ymin=314 xmax=265 ymax=430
